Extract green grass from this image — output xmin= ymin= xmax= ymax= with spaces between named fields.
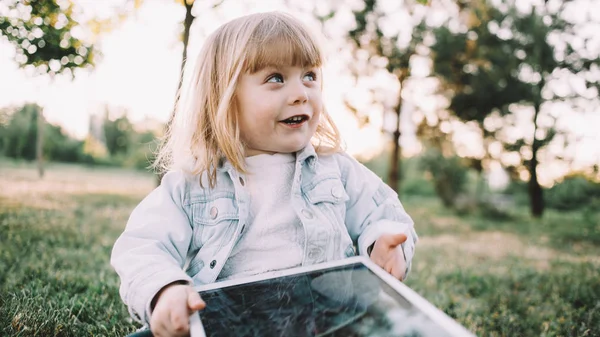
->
xmin=1 ymin=161 xmax=599 ymax=336
xmin=400 ymin=196 xmax=600 ymax=336
xmin=0 ymin=162 xmax=153 ymax=336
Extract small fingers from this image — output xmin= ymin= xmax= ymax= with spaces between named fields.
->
xmin=383 ymin=258 xmax=394 ymax=274
xmin=151 ymin=318 xmax=168 ymax=337
xmin=377 ymin=233 xmax=407 ymax=249
xmin=383 ymin=256 xmax=405 ymax=281
xmin=389 ymin=233 xmax=407 ymax=247
xmin=391 ymin=264 xmax=405 ymax=281
xmin=169 ymin=303 xmax=190 ymax=336
xmin=187 ymin=288 xmax=206 ymax=312
xmin=369 ymin=251 xmax=387 ymax=270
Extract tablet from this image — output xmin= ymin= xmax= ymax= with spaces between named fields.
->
xmin=190 ymin=256 xmax=475 ymax=337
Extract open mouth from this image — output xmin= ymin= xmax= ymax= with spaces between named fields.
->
xmin=280 ymin=115 xmax=309 ymax=125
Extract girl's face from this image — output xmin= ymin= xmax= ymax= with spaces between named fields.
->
xmin=235 ymin=65 xmax=322 ymax=157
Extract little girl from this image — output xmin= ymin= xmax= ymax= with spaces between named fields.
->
xmin=111 ymin=11 xmax=417 ymax=337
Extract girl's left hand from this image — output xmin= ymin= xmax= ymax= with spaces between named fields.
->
xmin=369 ymin=233 xmax=407 ymax=281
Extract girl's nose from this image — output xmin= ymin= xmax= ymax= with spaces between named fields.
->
xmin=288 ymin=81 xmax=309 ymax=105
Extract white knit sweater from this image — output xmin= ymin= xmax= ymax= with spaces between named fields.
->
xmin=217 ymin=153 xmax=305 ymax=281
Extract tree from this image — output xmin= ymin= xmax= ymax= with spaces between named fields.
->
xmin=427 ymin=0 xmax=532 ymax=201
xmin=340 ymin=0 xmax=429 ymax=193
xmin=1 ymin=104 xmax=39 ymax=160
xmin=176 ymin=0 xmax=197 ymax=94
xmin=153 ymin=0 xmax=225 ymax=184
xmin=103 ymin=113 xmax=134 ymax=157
xmin=429 ymin=0 xmax=599 ymax=217
xmin=0 ymin=104 xmax=84 ymax=163
xmin=0 ymin=0 xmax=95 ymax=177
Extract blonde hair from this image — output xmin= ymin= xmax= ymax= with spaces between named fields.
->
xmin=154 ymin=11 xmax=342 ymax=188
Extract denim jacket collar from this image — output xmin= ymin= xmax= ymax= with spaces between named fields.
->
xmin=217 ymin=144 xmax=318 ymax=173
xmin=296 ymin=143 xmax=318 ymax=171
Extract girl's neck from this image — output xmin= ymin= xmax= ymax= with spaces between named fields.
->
xmin=244 ymin=152 xmax=295 ymax=169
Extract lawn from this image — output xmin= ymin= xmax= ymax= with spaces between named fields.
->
xmin=1 ymin=161 xmax=598 ymax=336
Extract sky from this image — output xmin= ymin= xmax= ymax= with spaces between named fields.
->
xmin=0 ymin=0 xmax=402 ymax=157
xmin=0 ymin=0 xmax=599 ymax=186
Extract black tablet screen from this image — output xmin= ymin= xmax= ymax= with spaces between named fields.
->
xmin=198 ymin=262 xmax=453 ymax=337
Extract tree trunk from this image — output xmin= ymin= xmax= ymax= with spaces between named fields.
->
xmin=387 ymin=93 xmax=403 ymax=193
xmin=36 ymin=108 xmax=44 ymax=178
xmin=388 ymin=125 xmax=401 ymax=193
xmin=475 ymin=170 xmax=485 ymax=201
xmin=157 ymin=1 xmax=195 ymax=186
xmin=178 ymin=1 xmax=194 ymax=95
xmin=529 ymin=101 xmax=544 ymax=217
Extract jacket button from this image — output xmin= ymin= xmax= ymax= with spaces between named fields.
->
xmin=210 ymin=260 xmax=216 ymax=269
xmin=301 ymin=209 xmax=314 ymax=219
xmin=239 ymin=177 xmax=245 ymax=186
xmin=210 ymin=206 xmax=218 ymax=219
xmin=331 ymin=186 xmax=344 ymax=199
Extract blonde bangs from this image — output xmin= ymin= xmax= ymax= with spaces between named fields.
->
xmin=243 ymin=15 xmax=322 ymax=73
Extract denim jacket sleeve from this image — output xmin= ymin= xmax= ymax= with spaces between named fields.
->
xmin=337 ymin=153 xmax=418 ymax=277
xmin=110 ymin=171 xmax=194 ymax=325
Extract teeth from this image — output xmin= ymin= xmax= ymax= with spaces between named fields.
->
xmin=288 ymin=116 xmax=304 ymax=122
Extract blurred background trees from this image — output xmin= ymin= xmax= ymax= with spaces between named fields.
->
xmin=343 ymin=0 xmax=427 ymax=192
xmin=0 ymin=104 xmax=158 ymax=170
xmin=0 ymin=0 xmax=95 ymax=177
xmin=429 ymin=0 xmax=600 ymax=217
xmin=0 ymin=0 xmax=598 ymax=218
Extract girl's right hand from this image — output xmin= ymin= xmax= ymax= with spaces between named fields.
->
xmin=150 ymin=283 xmax=206 ymax=337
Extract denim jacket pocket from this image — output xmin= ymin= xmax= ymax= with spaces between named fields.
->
xmin=303 ymin=178 xmax=349 ymax=228
xmin=303 ymin=177 xmax=353 ymax=260
xmin=304 ymin=177 xmax=349 ymax=205
xmin=191 ymin=197 xmax=239 ymax=251
xmin=192 ymin=196 xmax=238 ymax=226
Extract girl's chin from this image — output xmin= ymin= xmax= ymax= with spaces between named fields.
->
xmin=244 ymin=136 xmax=313 ymax=155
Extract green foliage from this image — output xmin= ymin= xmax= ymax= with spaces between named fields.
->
xmin=347 ymin=0 xmax=424 ymax=77
xmin=505 ymin=175 xmax=600 ymax=218
xmin=431 ymin=16 xmax=531 ymax=123
xmin=0 ymin=0 xmax=95 ymax=76
xmin=418 ymin=149 xmax=469 ymax=208
xmin=44 ymin=121 xmax=87 ymax=162
xmin=475 ymin=196 xmax=514 ymax=221
xmin=363 ymin=152 xmax=436 ymax=197
xmin=0 ymin=104 xmax=38 ymax=160
xmin=0 ymin=104 xmax=160 ymax=171
xmin=503 ymin=179 xmax=529 ymax=204
xmin=546 ymin=175 xmax=600 ymax=211
xmin=0 ymin=104 xmax=85 ymax=162
xmin=400 ymin=162 xmax=437 ymax=197
xmin=103 ymin=115 xmax=134 ymax=157
xmin=124 ymin=131 xmax=158 ymax=170
xmin=339 ymin=0 xmax=430 ymax=192
xmin=429 ymin=0 xmax=600 ymax=217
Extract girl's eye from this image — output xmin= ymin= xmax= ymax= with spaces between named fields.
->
xmin=266 ymin=73 xmax=284 ymax=83
xmin=303 ymin=71 xmax=317 ymax=82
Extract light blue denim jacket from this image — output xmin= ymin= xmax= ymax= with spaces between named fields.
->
xmin=111 ymin=145 xmax=418 ymax=324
